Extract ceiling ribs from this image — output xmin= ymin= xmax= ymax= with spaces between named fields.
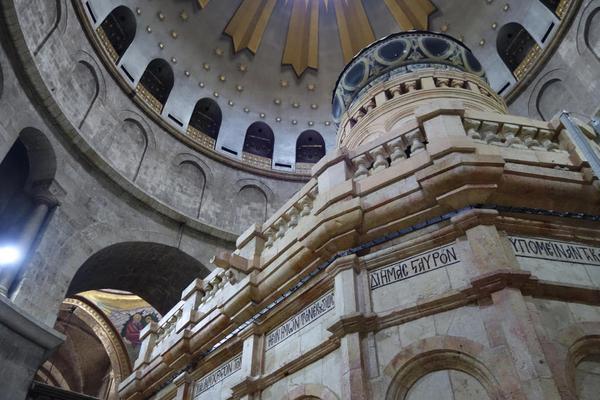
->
xmin=384 ymin=0 xmax=436 ymax=30
xmin=224 ymin=0 xmax=278 ymax=54
xmin=282 ymin=0 xmax=320 ymax=76
xmin=332 ymin=0 xmax=375 ymax=64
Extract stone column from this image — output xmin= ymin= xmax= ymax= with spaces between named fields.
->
xmin=0 ymin=192 xmax=57 ymax=297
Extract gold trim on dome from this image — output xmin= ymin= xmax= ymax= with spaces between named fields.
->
xmin=556 ymin=0 xmax=572 ymax=18
xmin=135 ymin=82 xmax=163 ymax=114
xmin=224 ymin=0 xmax=278 ymax=54
xmin=384 ymin=0 xmax=436 ymax=30
xmin=242 ymin=152 xmax=272 ymax=169
xmin=513 ymin=43 xmax=542 ymax=81
xmin=197 ymin=0 xmax=210 ymax=8
xmin=187 ymin=125 xmax=216 ymax=150
xmin=96 ymin=26 xmax=118 ymax=63
xmin=79 ymin=290 xmax=152 ymax=311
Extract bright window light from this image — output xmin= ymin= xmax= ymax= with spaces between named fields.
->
xmin=0 ymin=246 xmax=22 ymax=266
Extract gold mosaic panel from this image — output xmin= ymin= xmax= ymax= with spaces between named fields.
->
xmin=96 ymin=26 xmax=119 ymax=63
xmin=187 ymin=125 xmax=216 ymax=150
xmin=135 ymin=83 xmax=163 ymax=114
xmin=242 ymin=152 xmax=272 ymax=170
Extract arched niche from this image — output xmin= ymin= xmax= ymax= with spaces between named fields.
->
xmin=575 ymin=354 xmax=600 ymax=399
xmin=233 ymin=185 xmax=268 ymax=230
xmin=405 ymin=370 xmax=491 ymax=400
xmin=106 ymin=117 xmax=149 ymax=181
xmin=189 ymin=98 xmax=222 ymax=143
xmin=497 ymin=23 xmax=537 ymax=77
xmin=296 ymin=130 xmax=326 ymax=165
xmin=585 ymin=8 xmax=600 ymax=60
xmin=242 ymin=122 xmax=275 ymax=169
xmin=138 ymin=59 xmax=174 ymax=112
xmin=99 ymin=6 xmax=137 ymax=62
xmin=33 ymin=296 xmax=131 ymax=399
xmin=66 ymin=242 xmax=210 ymax=314
xmin=72 ymin=60 xmax=100 ymax=128
xmin=536 ymin=78 xmax=573 ymax=120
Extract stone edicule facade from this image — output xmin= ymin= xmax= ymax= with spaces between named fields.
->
xmin=118 ymin=32 xmax=600 ymax=400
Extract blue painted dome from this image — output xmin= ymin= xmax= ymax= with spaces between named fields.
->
xmin=332 ymin=31 xmax=487 ymax=123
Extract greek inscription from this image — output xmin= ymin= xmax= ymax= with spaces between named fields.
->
xmin=369 ymin=244 xmax=460 ymax=290
xmin=194 ymin=355 xmax=242 ymax=397
xmin=509 ymin=236 xmax=600 ymax=266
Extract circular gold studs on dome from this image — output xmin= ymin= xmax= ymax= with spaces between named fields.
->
xmin=170 ymin=30 xmax=178 ymax=39
xmin=228 ymin=100 xmax=234 ymax=106
xmin=243 ymin=107 xmax=250 ymax=113
xmin=259 ymin=112 xmax=266 ymax=118
xmin=215 ymin=47 xmax=224 ymax=56
xmin=441 ymin=24 xmax=449 ymax=33
xmin=491 ymin=22 xmax=498 ymax=29
xmin=503 ymin=4 xmax=510 ymax=11
xmin=307 ymin=83 xmax=316 ymax=91
xmin=292 ymin=102 xmax=300 ymax=108
xmin=219 ymin=74 xmax=226 ymax=82
xmin=199 ymin=82 xmax=205 ymax=88
xmin=479 ymin=39 xmax=486 ymax=46
xmin=274 ymin=98 xmax=281 ymax=105
xmin=238 ymin=63 xmax=248 ymax=73
xmin=291 ymin=120 xmax=298 ymax=125
xmin=213 ymin=91 xmax=219 ymax=97
xmin=236 ymin=84 xmax=244 ymax=92
xmin=310 ymin=104 xmax=318 ymax=110
xmin=157 ymin=11 xmax=165 ymax=21
xmin=275 ymin=117 xmax=282 ymax=122
xmin=308 ymin=121 xmax=314 ymax=127
xmin=136 ymin=7 xmax=142 ymax=15
xmin=203 ymin=63 xmax=210 ymax=71
xmin=171 ymin=57 xmax=177 ymax=63
xmin=280 ymin=80 xmax=289 ymax=88
xmin=324 ymin=121 xmax=331 ymax=126
xmin=146 ymin=25 xmax=152 ymax=33
xmin=184 ymin=70 xmax=191 ymax=77
xmin=179 ymin=10 xmax=189 ymax=21
xmin=158 ymin=42 xmax=165 ymax=49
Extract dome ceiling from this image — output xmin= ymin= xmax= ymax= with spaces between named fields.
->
xmin=79 ymin=0 xmax=574 ymax=172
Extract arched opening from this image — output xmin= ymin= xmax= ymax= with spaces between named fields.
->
xmin=99 ymin=6 xmax=137 ymax=62
xmin=405 ymin=370 xmax=491 ymax=400
xmin=32 ymin=296 xmax=132 ymax=399
xmin=188 ymin=98 xmax=222 ymax=149
xmin=0 ymin=128 xmax=57 ymax=297
xmin=536 ymin=78 xmax=573 ymax=120
xmin=575 ymin=354 xmax=600 ymax=400
xmin=295 ymin=130 xmax=326 ymax=173
xmin=585 ymin=8 xmax=600 ymax=60
xmin=66 ymin=242 xmax=210 ymax=315
xmin=242 ymin=122 xmax=275 ymax=169
xmin=497 ymin=23 xmax=538 ymax=79
xmin=137 ymin=59 xmax=174 ymax=113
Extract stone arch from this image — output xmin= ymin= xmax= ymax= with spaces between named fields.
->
xmin=106 ymin=117 xmax=149 ymax=181
xmin=99 ymin=5 xmax=137 ymax=62
xmin=71 ymin=59 xmax=100 ymax=128
xmin=35 ymin=296 xmax=132 ymax=398
xmin=527 ymin=68 xmax=571 ymax=119
xmin=576 ymin=1 xmax=600 ymax=57
xmin=555 ymin=322 xmax=600 ymax=398
xmin=18 ymin=127 xmax=57 ymax=190
xmin=32 ymin=0 xmax=66 ymax=56
xmin=497 ymin=22 xmax=537 ymax=77
xmin=585 ymin=7 xmax=600 ymax=60
xmin=66 ymin=241 xmax=210 ymax=315
xmin=233 ymin=182 xmax=270 ymax=230
xmin=281 ymin=384 xmax=340 ymax=400
xmin=168 ymin=154 xmax=212 ymax=219
xmin=535 ymin=78 xmax=573 ymax=120
xmin=384 ymin=336 xmax=506 ymax=400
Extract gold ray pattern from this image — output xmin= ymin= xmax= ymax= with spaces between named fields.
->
xmin=384 ymin=0 xmax=436 ymax=30
xmin=332 ymin=0 xmax=375 ymax=64
xmin=222 ymin=0 xmax=436 ymax=75
xmin=197 ymin=0 xmax=210 ymax=9
xmin=282 ymin=0 xmax=320 ymax=76
xmin=224 ymin=0 xmax=278 ymax=54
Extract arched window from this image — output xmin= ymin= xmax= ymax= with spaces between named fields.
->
xmin=189 ymin=98 xmax=222 ymax=141
xmin=296 ymin=130 xmax=326 ymax=164
xmin=138 ymin=59 xmax=174 ymax=112
xmin=497 ymin=23 xmax=537 ymax=78
xmin=242 ymin=122 xmax=275 ymax=169
xmin=99 ymin=6 xmax=136 ymax=62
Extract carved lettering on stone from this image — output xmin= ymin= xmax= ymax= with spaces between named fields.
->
xmin=509 ymin=236 xmax=600 ymax=266
xmin=369 ymin=244 xmax=460 ymax=290
xmin=193 ymin=354 xmax=242 ymax=397
xmin=265 ymin=291 xmax=335 ymax=351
